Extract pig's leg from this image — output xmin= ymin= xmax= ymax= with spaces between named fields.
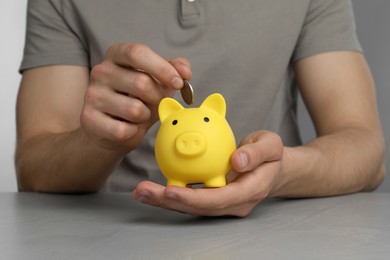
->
xmin=166 ymin=179 xmax=187 ymax=187
xmin=204 ymin=175 xmax=226 ymax=188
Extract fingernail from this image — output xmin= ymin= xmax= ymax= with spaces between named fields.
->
xmin=139 ymin=190 xmax=151 ymax=197
xmin=138 ymin=195 xmax=150 ymax=204
xmin=166 ymin=192 xmax=178 ymax=200
xmin=171 ymin=77 xmax=183 ymax=89
xmin=137 ymin=191 xmax=151 ymax=203
xmin=239 ymin=152 xmax=248 ymax=170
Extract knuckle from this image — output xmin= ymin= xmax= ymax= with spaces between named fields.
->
xmin=247 ymin=131 xmax=284 ymax=162
xmin=105 ymin=43 xmax=125 ymax=58
xmin=246 ymin=146 xmax=263 ymax=165
xmin=259 ymin=130 xmax=282 ymax=145
xmin=250 ymin=130 xmax=268 ymax=142
xmin=127 ymin=44 xmax=149 ymax=62
xmin=157 ymin=65 xmax=175 ymax=79
xmin=171 ymin=56 xmax=191 ymax=68
xmin=105 ymin=44 xmax=118 ymax=58
xmin=268 ymin=131 xmax=283 ymax=145
xmin=90 ymin=63 xmax=110 ymax=81
xmin=176 ymin=56 xmax=190 ymax=64
xmin=110 ymin=121 xmax=136 ymax=141
xmin=264 ymin=132 xmax=284 ymax=158
xmin=84 ymin=87 xmax=100 ymax=104
xmin=132 ymin=73 xmax=152 ymax=92
xmin=127 ymin=100 xmax=150 ymax=120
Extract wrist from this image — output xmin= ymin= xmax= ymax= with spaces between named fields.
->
xmin=268 ymin=146 xmax=292 ymax=198
xmin=78 ymin=126 xmax=131 ymax=159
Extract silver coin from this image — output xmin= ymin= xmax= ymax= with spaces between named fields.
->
xmin=181 ymin=80 xmax=195 ymax=105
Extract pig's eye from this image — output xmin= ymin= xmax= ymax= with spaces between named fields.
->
xmin=204 ymin=117 xmax=210 ymax=122
xmin=172 ymin=119 xmax=178 ymax=125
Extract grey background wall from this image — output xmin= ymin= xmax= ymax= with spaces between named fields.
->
xmin=353 ymin=1 xmax=390 ymax=191
xmin=1 ymin=1 xmax=389 ymax=192
xmin=0 ymin=0 xmax=27 ymax=191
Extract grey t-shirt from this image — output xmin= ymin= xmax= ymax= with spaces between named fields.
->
xmin=20 ymin=0 xmax=361 ymax=191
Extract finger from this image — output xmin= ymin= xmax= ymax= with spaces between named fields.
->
xmin=106 ymin=43 xmax=184 ymax=89
xmin=164 ymin=185 xmax=237 ymax=216
xmin=102 ymin=93 xmax=152 ymax=124
xmin=132 ymin=181 xmax=166 ymax=207
xmin=133 ymin=177 xmax=265 ymax=217
xmin=132 ymin=181 xmax=229 ymax=215
xmin=81 ymin=107 xmax=139 ymax=145
xmin=167 ymin=161 xmax=281 ymax=216
xmin=231 ymin=131 xmax=283 ymax=173
xmin=91 ymin=62 xmax=165 ymax=106
xmin=168 ymin=57 xmax=192 ymax=81
xmin=132 ymin=181 xmax=197 ymax=215
xmin=84 ymin=79 xmax=152 ymax=124
xmin=162 ymin=180 xmax=261 ymax=217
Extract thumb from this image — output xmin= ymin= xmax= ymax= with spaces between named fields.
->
xmin=168 ymin=57 xmax=192 ymax=82
xmin=231 ymin=131 xmax=283 ymax=173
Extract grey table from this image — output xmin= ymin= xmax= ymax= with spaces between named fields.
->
xmin=1 ymin=192 xmax=389 ymax=260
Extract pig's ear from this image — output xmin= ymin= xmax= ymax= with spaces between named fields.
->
xmin=200 ymin=93 xmax=226 ymax=117
xmin=158 ymin=97 xmax=184 ymax=122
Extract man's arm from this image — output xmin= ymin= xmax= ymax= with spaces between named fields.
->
xmin=271 ymin=51 xmax=385 ymax=197
xmin=15 ymin=65 xmax=121 ymax=192
xmin=133 ymin=51 xmax=385 ymax=216
xmin=15 ymin=43 xmax=191 ymax=193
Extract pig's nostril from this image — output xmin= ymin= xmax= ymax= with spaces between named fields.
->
xmin=175 ymin=133 xmax=206 ymax=157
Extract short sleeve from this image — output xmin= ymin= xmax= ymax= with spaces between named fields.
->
xmin=19 ymin=0 xmax=89 ymax=72
xmin=292 ymin=0 xmax=362 ymax=62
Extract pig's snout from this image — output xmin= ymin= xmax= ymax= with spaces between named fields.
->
xmin=175 ymin=132 xmax=207 ymax=157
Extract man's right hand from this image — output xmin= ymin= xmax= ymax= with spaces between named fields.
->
xmin=81 ymin=43 xmax=192 ymax=154
xmin=16 ymin=43 xmax=191 ymax=192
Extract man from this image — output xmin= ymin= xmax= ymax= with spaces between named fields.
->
xmin=16 ymin=0 xmax=385 ymax=216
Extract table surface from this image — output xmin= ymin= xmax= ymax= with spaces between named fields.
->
xmin=1 ymin=192 xmax=389 ymax=260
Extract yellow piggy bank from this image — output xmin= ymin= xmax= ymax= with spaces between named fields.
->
xmin=155 ymin=93 xmax=236 ymax=187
